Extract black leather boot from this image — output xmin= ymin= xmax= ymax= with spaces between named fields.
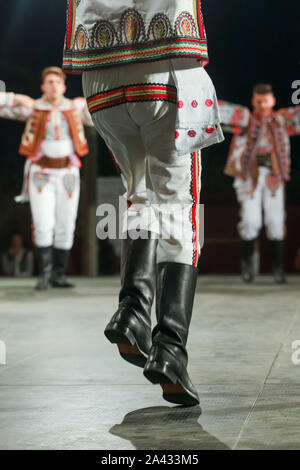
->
xmin=104 ymin=231 xmax=157 ymax=368
xmin=241 ymin=239 xmax=255 ymax=283
xmin=271 ymin=240 xmax=286 ymax=284
xmin=143 ymin=262 xmax=200 ymax=406
xmin=51 ymin=248 xmax=74 ymax=288
xmin=35 ymin=246 xmax=52 ymax=291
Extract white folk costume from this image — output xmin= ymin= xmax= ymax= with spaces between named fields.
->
xmin=0 ymin=91 xmax=93 ymax=288
xmin=64 ymin=0 xmax=224 ymax=406
xmin=219 ymin=100 xmax=300 ymax=282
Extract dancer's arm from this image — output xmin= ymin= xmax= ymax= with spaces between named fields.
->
xmin=218 ymin=100 xmax=251 ymax=134
xmin=0 ymin=92 xmax=34 ymax=121
xmin=277 ymin=106 xmax=300 ymax=136
xmin=73 ymin=97 xmax=94 ymax=127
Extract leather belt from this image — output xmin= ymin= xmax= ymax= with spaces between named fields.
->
xmin=257 ymin=153 xmax=272 ymax=169
xmin=37 ymin=156 xmax=70 ymax=169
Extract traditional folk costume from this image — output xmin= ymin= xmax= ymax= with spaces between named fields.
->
xmin=219 ymin=100 xmax=300 ymax=282
xmin=0 ymin=92 xmax=93 ymax=288
xmin=64 ymin=0 xmax=224 ymax=406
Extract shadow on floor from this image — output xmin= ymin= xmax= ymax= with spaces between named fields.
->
xmin=109 ymin=406 xmax=230 ymax=450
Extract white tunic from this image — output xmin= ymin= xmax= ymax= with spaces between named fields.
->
xmin=63 ymin=1 xmax=224 ymax=153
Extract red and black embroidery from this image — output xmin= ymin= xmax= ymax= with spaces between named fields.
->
xmin=149 ymin=14 xmax=172 ymax=41
xmin=74 ymin=24 xmax=89 ymax=51
xmin=175 ymin=12 xmax=198 ymax=38
xmin=121 ymin=10 xmax=146 ymax=45
xmin=189 ymin=151 xmax=200 ymax=268
xmin=87 ymin=83 xmax=178 ymax=114
xmin=92 ymin=21 xmax=116 ymax=49
xmin=195 ymin=0 xmax=206 ymax=39
xmin=65 ymin=0 xmax=74 ymax=50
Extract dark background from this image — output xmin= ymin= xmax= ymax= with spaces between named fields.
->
xmin=0 ymin=0 xmax=299 ymax=273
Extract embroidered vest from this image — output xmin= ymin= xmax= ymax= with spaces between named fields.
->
xmin=225 ymin=114 xmax=291 ymax=183
xmin=241 ymin=115 xmax=290 ymax=181
xmin=63 ymin=0 xmax=208 ymax=74
xmin=19 ymin=106 xmax=89 ymax=158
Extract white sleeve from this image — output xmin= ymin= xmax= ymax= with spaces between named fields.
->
xmin=73 ymin=97 xmax=94 ymax=127
xmin=0 ymin=93 xmax=33 ymax=122
xmin=0 ymin=92 xmax=15 ymax=107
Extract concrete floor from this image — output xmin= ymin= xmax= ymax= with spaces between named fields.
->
xmin=0 ymin=275 xmax=300 ymax=450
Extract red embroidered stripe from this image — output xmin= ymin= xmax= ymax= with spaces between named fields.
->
xmin=196 ymin=0 xmax=205 ymax=39
xmin=190 ymin=151 xmax=200 ymax=267
xmin=87 ymin=84 xmax=178 ymax=113
xmin=63 ymin=37 xmax=209 ymax=73
xmin=66 ymin=0 xmax=74 ymax=50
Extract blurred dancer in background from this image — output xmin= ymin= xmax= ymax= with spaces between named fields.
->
xmin=219 ymin=84 xmax=300 ymax=283
xmin=0 ymin=67 xmax=93 ymax=289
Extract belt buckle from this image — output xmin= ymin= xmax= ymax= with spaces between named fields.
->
xmin=257 ymin=153 xmax=272 ymax=168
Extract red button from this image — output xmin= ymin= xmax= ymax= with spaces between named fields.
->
xmin=205 ymin=99 xmax=213 ymax=107
xmin=175 ymin=131 xmax=180 ymax=139
xmin=192 ymin=100 xmax=198 ymax=108
xmin=178 ymin=101 xmax=184 ymax=108
xmin=206 ymin=127 xmax=215 ymax=134
xmin=188 ymin=130 xmax=196 ymax=137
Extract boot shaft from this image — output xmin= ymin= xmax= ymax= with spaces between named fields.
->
xmin=241 ymin=239 xmax=255 ymax=261
xmin=36 ymin=246 xmax=52 ymax=275
xmin=119 ymin=231 xmax=158 ymax=313
xmin=35 ymin=246 xmax=53 ymax=290
xmin=52 ymin=248 xmax=70 ymax=276
xmin=153 ymin=262 xmax=198 ymax=360
xmin=105 ymin=231 xmax=158 ymax=360
xmin=271 ymin=240 xmax=285 ymax=269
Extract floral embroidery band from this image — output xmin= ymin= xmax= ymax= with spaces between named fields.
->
xmin=64 ymin=5 xmax=208 ymax=73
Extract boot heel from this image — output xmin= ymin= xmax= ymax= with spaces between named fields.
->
xmin=144 ymin=360 xmax=199 ymax=406
xmin=143 ymin=360 xmax=178 ymax=384
xmin=105 ymin=322 xmax=147 ymax=368
xmin=104 ymin=322 xmax=135 ymax=345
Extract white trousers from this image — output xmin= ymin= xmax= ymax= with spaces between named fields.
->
xmin=83 ymin=63 xmax=202 ymax=267
xmin=240 ymin=167 xmax=285 ymax=241
xmin=28 ymin=163 xmax=80 ymax=249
